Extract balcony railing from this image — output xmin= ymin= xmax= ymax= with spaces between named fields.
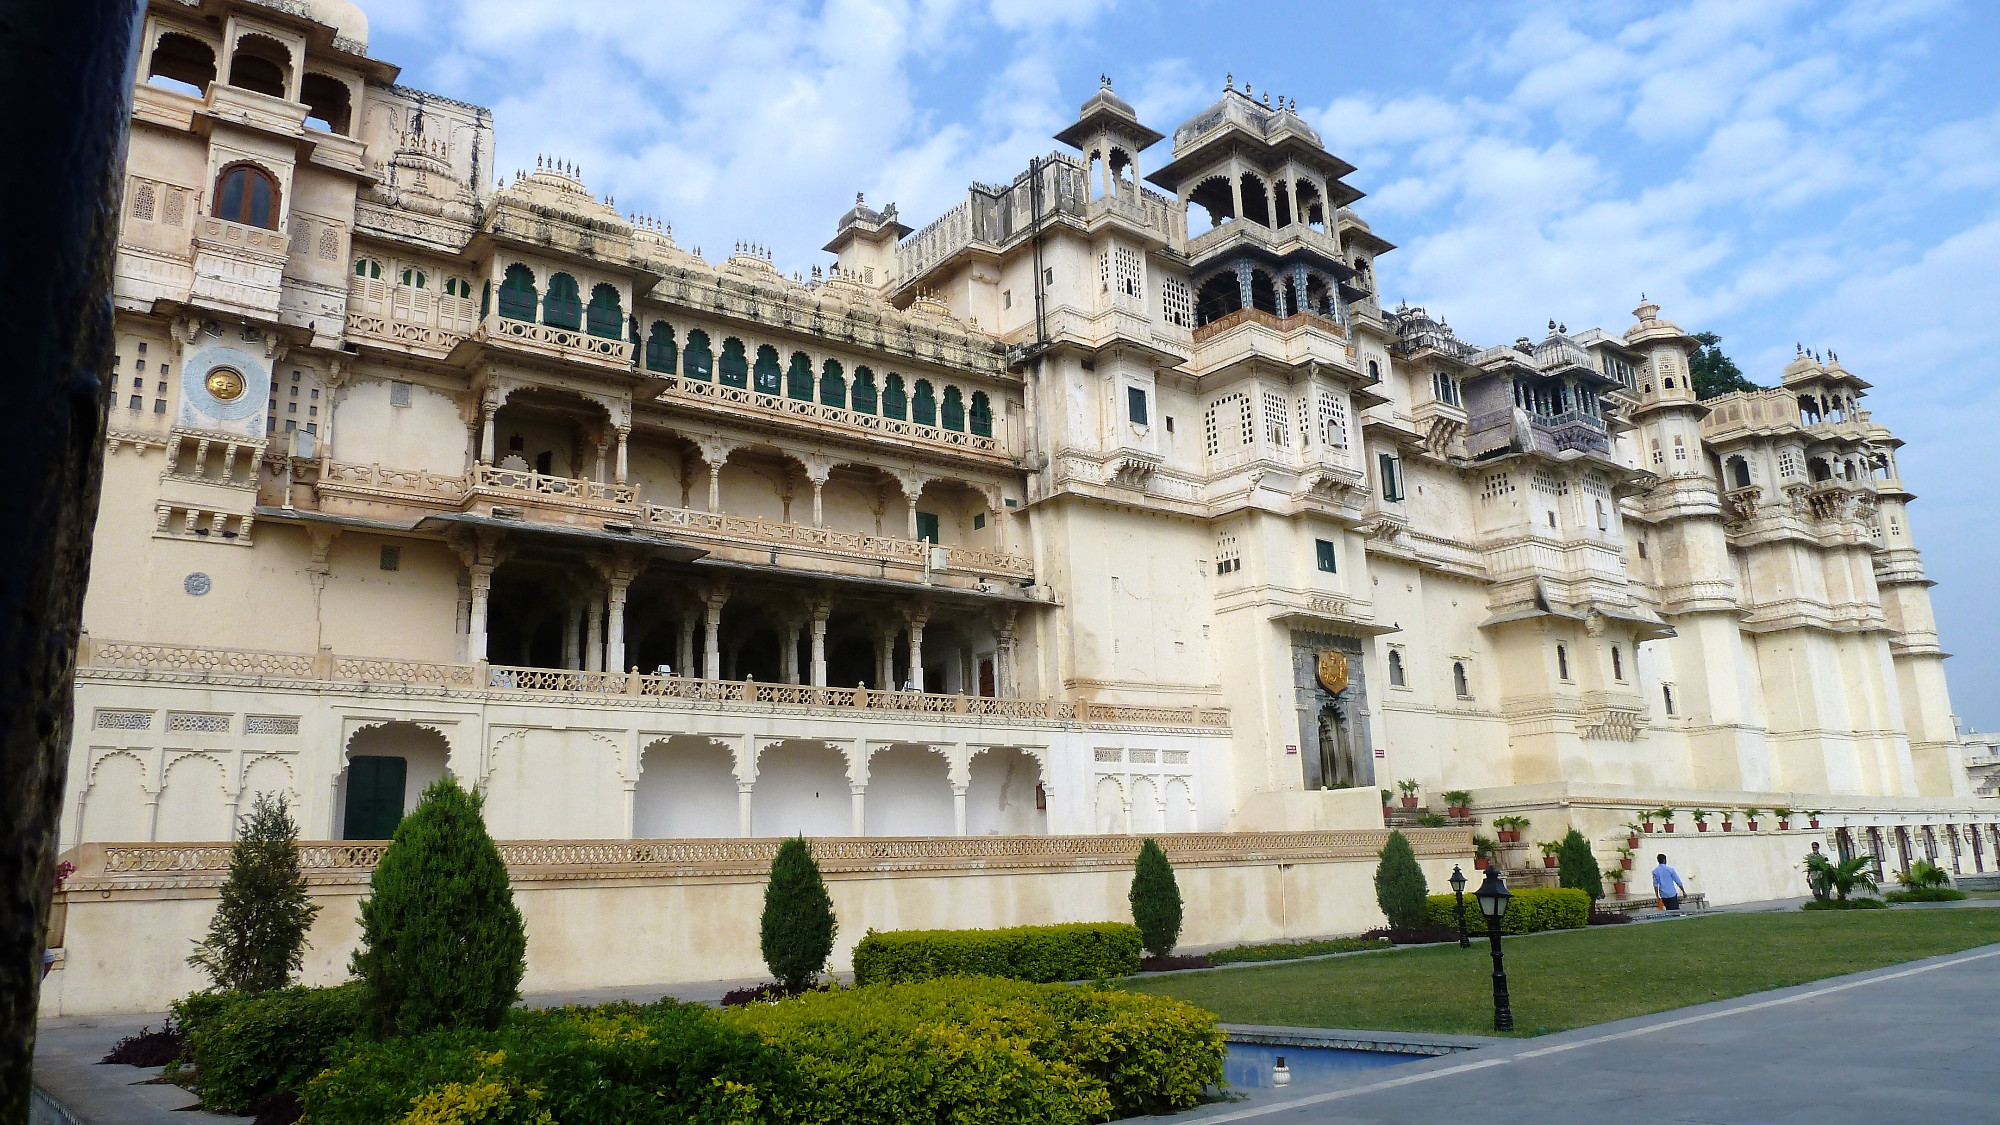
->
xmin=1191 ymin=307 xmax=1348 ymax=344
xmin=345 ymin=277 xmax=479 ymax=354
xmin=658 ymin=375 xmax=1010 ymax=460
xmin=77 ymin=638 xmax=1229 ymax=731
xmin=475 ymin=464 xmax=637 ymax=506
xmin=478 ymin=314 xmax=634 ymax=366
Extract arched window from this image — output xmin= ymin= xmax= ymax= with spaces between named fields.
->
xmin=719 ymin=338 xmax=748 ymax=388
xmin=1727 ymin=456 xmax=1751 ymax=490
xmin=682 ymin=329 xmax=713 ymax=380
xmin=645 ymin=321 xmax=677 ymax=374
xmin=786 ymin=352 xmax=814 ymax=400
xmin=399 ymin=267 xmax=427 ymax=289
xmin=227 ymin=34 xmax=289 ymax=98
xmin=1556 ymin=644 xmax=1570 ymax=681
xmin=820 ymin=360 xmax=846 ymax=408
xmin=300 ymin=73 xmax=351 ymax=134
xmin=969 ymin=391 xmax=992 ymax=437
xmin=1195 ymin=272 xmax=1242 ymax=326
xmin=1453 ymin=661 xmax=1470 ymax=699
xmin=442 ymin=277 xmax=472 ymax=298
xmin=212 ymin=163 xmax=280 ymax=229
xmin=148 ymin=32 xmax=216 ymax=96
xmin=1611 ymin=646 xmax=1624 ymax=681
xmin=1367 ymin=359 xmax=1381 ymax=382
xmin=882 ymin=373 xmax=907 ymax=420
xmin=480 ymin=280 xmax=490 ymax=318
xmin=585 ymin=284 xmax=622 ymax=339
xmin=352 ymin=258 xmax=381 ymax=280
xmin=941 ymin=386 xmax=965 ymax=431
xmin=852 ymin=367 xmax=878 ymax=414
xmin=543 ymin=273 xmax=582 ymax=329
xmin=1248 ymin=270 xmax=1279 ymax=314
xmin=1238 ymin=173 xmax=1271 ymax=226
xmin=1387 ymin=648 xmax=1405 ymax=687
xmin=497 ymin=264 xmax=537 ymax=320
xmin=753 ymin=345 xmax=781 ymax=394
xmin=912 ymin=379 xmax=937 ymax=426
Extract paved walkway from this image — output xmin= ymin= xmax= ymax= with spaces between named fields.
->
xmin=1135 ymin=940 xmax=2000 ymax=1124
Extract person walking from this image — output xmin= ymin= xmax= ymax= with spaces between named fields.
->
xmin=1652 ymin=853 xmax=1688 ymax=913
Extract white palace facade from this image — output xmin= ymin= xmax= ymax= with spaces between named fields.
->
xmin=47 ymin=0 xmax=2000 ymax=1009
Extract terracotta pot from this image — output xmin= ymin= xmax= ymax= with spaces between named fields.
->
xmin=1810 ymin=818 xmax=1821 ymax=828
xmin=1697 ymin=823 xmax=1708 ymax=832
xmin=1747 ymin=821 xmax=1759 ymax=831
xmin=1611 ymin=883 xmax=1628 ymax=896
xmin=1383 ymin=806 xmax=1394 ymax=819
xmin=1627 ymin=834 xmax=1640 ymax=849
xmin=1621 ymin=857 xmax=1634 ymax=870
xmin=1778 ymin=820 xmax=1791 ymax=830
xmin=1401 ymin=796 xmax=1419 ymax=808
xmin=1722 ymin=823 xmax=1733 ymax=832
xmin=1643 ymin=821 xmax=1655 ymax=833
xmin=1543 ymin=856 xmax=1558 ymax=869
xmin=1474 ymin=857 xmax=1490 ymax=870
xmin=1449 ymin=805 xmax=1469 ymax=818
xmin=1665 ymin=823 xmax=1675 ymax=833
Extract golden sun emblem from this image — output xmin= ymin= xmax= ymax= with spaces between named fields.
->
xmin=1316 ymin=650 xmax=1350 ymax=695
xmin=204 ymin=367 xmax=246 ymax=402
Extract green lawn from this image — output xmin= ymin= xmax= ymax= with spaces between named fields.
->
xmin=1124 ymin=908 xmax=2000 ymax=1037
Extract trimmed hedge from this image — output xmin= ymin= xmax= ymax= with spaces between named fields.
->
xmin=1425 ymin=888 xmax=1589 ymax=935
xmin=1208 ymin=937 xmax=1392 ymax=965
xmin=304 ymin=999 xmax=784 ymax=1125
xmin=851 ymin=922 xmax=1143 ymax=985
xmin=1885 ymin=887 xmax=1967 ymax=903
xmin=1804 ymin=897 xmax=1888 ymax=910
xmin=173 ymin=982 xmax=369 ymax=1114
xmin=721 ymin=977 xmax=1225 ymax=1123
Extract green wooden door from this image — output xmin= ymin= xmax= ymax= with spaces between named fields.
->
xmin=916 ymin=511 xmax=940 ymax=543
xmin=343 ymin=756 xmax=407 ymax=840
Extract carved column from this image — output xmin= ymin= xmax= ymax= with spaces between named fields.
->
xmin=994 ymin=607 xmax=1019 ymax=699
xmin=737 ymin=780 xmax=755 ymax=837
xmin=703 ymin=586 xmax=729 ymax=681
xmin=850 ymin=784 xmax=867 ymax=837
xmin=1236 ymin=259 xmax=1255 ymax=311
xmin=449 ymin=529 xmax=508 ymax=665
xmin=614 ymin=424 xmax=630 ymax=485
xmin=906 ymin=608 xmax=929 ymax=692
xmin=876 ymin=621 xmax=896 ymax=690
xmin=593 ymin=432 xmax=609 ymax=485
xmin=950 ymin=743 xmax=970 ymax=836
xmin=584 ymin=593 xmax=604 ymax=672
xmin=561 ymin=593 xmax=582 ymax=670
xmin=809 ymin=595 xmax=831 ymax=688
xmin=799 ymin=454 xmax=834 ymax=527
xmin=478 ymin=385 xmax=499 ymax=465
xmin=695 ymin=437 xmax=734 ymax=513
xmin=605 ymin=579 xmax=630 ymax=672
xmin=779 ymin=619 xmax=800 ymax=685
xmin=677 ymin=614 xmax=696 ymax=677
xmin=953 ymin=784 xmax=968 ymax=836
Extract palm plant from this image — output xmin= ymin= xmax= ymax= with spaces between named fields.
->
xmin=1805 ymin=852 xmax=1878 ymax=901
xmin=1897 ymin=859 xmax=1951 ymax=890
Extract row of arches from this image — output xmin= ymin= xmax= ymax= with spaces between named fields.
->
xmin=1193 ymin=262 xmax=1344 ymax=328
xmin=1799 ymin=391 xmax=1861 ymax=426
xmin=495 ymin=264 xmax=624 ymax=339
xmin=1092 ymin=774 xmax=1197 ymax=834
xmin=77 ymin=749 xmax=296 ymax=843
xmin=645 ymin=323 xmax=994 ymax=436
xmin=1185 ymin=170 xmax=1329 ymax=239
xmin=147 ymin=30 xmax=353 ymax=134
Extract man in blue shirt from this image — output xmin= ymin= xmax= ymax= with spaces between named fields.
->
xmin=1652 ymin=854 xmax=1688 ymax=912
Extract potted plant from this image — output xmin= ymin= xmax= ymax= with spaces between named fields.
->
xmin=1494 ymin=815 xmax=1529 ymax=845
xmin=1719 ymin=809 xmax=1734 ymax=833
xmin=1775 ymin=807 xmax=1794 ymax=830
xmin=1623 ymin=822 xmax=1644 ymax=849
xmin=1397 ymin=779 xmax=1421 ymax=809
xmin=1442 ymin=789 xmax=1473 ymax=818
xmin=1608 ymin=870 xmax=1630 ymax=896
xmin=1381 ymin=789 xmax=1394 ymax=819
xmin=1538 ymin=840 xmax=1562 ymax=869
xmin=1809 ymin=810 xmax=1823 ymax=829
xmin=1616 ymin=844 xmax=1636 ymax=871
xmin=1657 ymin=806 xmax=1677 ymax=833
xmin=1743 ymin=808 xmax=1761 ymax=832
xmin=1472 ymin=835 xmax=1498 ymax=870
xmin=1692 ymin=809 xmax=1710 ymax=832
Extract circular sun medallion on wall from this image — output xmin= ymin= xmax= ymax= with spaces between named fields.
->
xmin=204 ymin=367 xmax=246 ymax=402
xmin=184 ymin=572 xmax=211 ymax=596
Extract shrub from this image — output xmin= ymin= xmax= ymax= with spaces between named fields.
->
xmin=353 ymin=777 xmax=526 ymax=1036
xmin=1803 ymin=897 xmax=1887 ymax=910
xmin=1557 ymin=829 xmax=1604 ymax=901
xmin=1885 ymin=887 xmax=1968 ymax=903
xmin=852 ymin=922 xmax=1142 ymax=985
xmin=1426 ymin=888 xmax=1589 ymax=935
xmin=1206 ymin=937 xmax=1391 ymax=965
xmin=1129 ymin=838 xmax=1183 ymax=957
xmin=188 ymin=793 xmax=320 ymax=995
xmin=762 ymin=837 xmax=838 ymax=992
xmin=1897 ymin=859 xmax=1952 ymax=890
xmin=721 ymin=977 xmax=1226 ymax=1123
xmin=1373 ymin=830 xmax=1429 ymax=931
xmin=102 ymin=1022 xmax=184 ymax=1067
xmin=177 ymin=982 xmax=369 ymax=1115
xmin=304 ymin=1000 xmax=785 ymax=1125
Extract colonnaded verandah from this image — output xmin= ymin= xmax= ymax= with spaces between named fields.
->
xmin=45 ymin=0 xmax=1999 ymax=1013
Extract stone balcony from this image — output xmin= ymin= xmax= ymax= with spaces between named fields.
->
xmin=457 ymin=314 xmax=635 ymax=371
xmin=345 ymin=277 xmax=479 ymax=359
xmin=657 ymin=374 xmax=1016 ymax=464
xmin=313 ymin=460 xmax=1037 ymax=585
xmin=189 ymin=216 xmax=289 ymax=320
xmin=76 ymin=638 xmax=1227 ymax=732
xmin=1185 ymin=220 xmax=1348 ymax=269
xmin=1189 ymin=308 xmax=1354 ymax=381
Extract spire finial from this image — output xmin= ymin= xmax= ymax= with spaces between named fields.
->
xmin=1101 ymin=73 xmax=1111 ymax=89
xmin=856 ymin=191 xmax=865 ymax=205
xmin=1225 ymin=73 xmax=1233 ymax=91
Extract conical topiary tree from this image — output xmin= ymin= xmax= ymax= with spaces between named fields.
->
xmin=1129 ymin=838 xmax=1184 ymax=958
xmin=351 ymin=777 xmax=525 ymax=1035
xmin=1557 ymin=828 xmax=1604 ymax=902
xmin=1373 ymin=830 xmax=1429 ymax=932
xmin=761 ymin=837 xmax=836 ymax=992
xmin=187 ymin=793 xmax=319 ymax=994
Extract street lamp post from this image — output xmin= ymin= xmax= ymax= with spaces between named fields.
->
xmin=1449 ymin=864 xmax=1470 ymax=948
xmin=1474 ymin=867 xmax=1514 ymax=1032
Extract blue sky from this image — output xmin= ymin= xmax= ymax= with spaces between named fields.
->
xmin=366 ymin=0 xmax=2000 ymax=729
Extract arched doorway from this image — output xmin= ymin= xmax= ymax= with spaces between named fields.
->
xmin=635 ymin=736 xmax=739 ymax=837
xmin=339 ymin=722 xmax=451 ymax=840
xmin=1314 ymin=704 xmax=1361 ymax=790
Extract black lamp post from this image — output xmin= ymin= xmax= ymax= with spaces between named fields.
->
xmin=1474 ymin=867 xmax=1514 ymax=1032
xmin=1449 ymin=864 xmax=1470 ymax=948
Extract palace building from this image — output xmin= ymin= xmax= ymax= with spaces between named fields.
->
xmin=49 ymin=0 xmax=1999 ymax=1011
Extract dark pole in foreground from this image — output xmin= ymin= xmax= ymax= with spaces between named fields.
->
xmin=0 ymin=4 xmax=143 ymax=1119
xmin=1449 ymin=864 xmax=1469 ymax=948
xmin=1474 ymin=867 xmax=1514 ymax=1032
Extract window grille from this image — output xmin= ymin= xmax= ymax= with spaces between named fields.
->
xmin=244 ymin=715 xmax=300 ymax=735
xmin=1114 ymin=246 xmax=1143 ymax=298
xmin=1163 ymin=750 xmax=1190 ymax=765
xmin=166 ymin=712 xmax=230 ymax=733
xmin=1161 ymin=277 xmax=1194 ymax=327
xmin=1320 ymin=393 xmax=1348 ymax=448
xmin=1262 ymin=391 xmax=1288 ymax=447
xmin=1481 ymin=472 xmax=1514 ymax=500
xmin=1128 ymin=749 xmax=1158 ymax=764
xmin=131 ymin=180 xmax=156 ymax=222
xmin=1215 ymin=532 xmax=1241 ymax=575
xmin=95 ymin=710 xmax=152 ymax=730
xmin=1532 ymin=469 xmax=1566 ymax=496
xmin=1779 ymin=450 xmax=1800 ymax=477
xmin=1094 ymin=748 xmax=1122 ymax=763
xmin=390 ymin=381 xmax=412 ymax=408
